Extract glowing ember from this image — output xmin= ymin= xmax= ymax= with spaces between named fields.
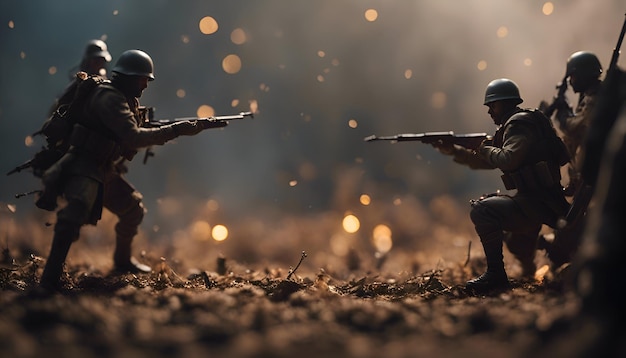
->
xmin=212 ymin=225 xmax=229 ymax=241
xmin=199 ymin=16 xmax=219 ymax=35
xmin=342 ymin=214 xmax=360 ymax=233
xmin=222 ymin=54 xmax=242 ymax=74
xmin=535 ymin=264 xmax=550 ymax=282
xmin=197 ymin=104 xmax=215 ymax=118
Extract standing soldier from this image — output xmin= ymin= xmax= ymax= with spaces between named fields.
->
xmin=538 ymin=51 xmax=604 ymax=267
xmin=39 ymin=49 xmax=224 ymax=291
xmin=433 ymin=79 xmax=570 ymax=293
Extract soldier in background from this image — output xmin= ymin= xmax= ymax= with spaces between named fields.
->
xmin=50 ymin=39 xmax=113 ymax=114
xmin=433 ymin=79 xmax=570 ymax=293
xmin=538 ymin=52 xmax=604 ymax=268
xmin=38 ymin=49 xmax=224 ymax=291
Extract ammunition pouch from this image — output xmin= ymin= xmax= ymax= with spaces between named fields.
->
xmin=69 ymin=124 xmax=120 ymax=165
xmin=501 ymin=161 xmax=560 ymax=192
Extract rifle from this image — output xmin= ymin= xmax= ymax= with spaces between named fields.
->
xmin=539 ymin=74 xmax=574 ymax=127
xmin=364 ymin=131 xmax=491 ymax=150
xmin=141 ymin=110 xmax=254 ymax=164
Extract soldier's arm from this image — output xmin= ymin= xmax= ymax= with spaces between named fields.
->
xmin=478 ymin=117 xmax=533 ymax=171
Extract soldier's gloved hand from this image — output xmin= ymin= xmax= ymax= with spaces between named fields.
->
xmin=199 ymin=119 xmax=228 ymax=130
xmin=173 ymin=120 xmax=204 ymax=136
xmin=431 ymin=140 xmax=455 ymax=155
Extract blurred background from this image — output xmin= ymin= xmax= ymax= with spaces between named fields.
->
xmin=0 ymin=0 xmax=623 ymax=272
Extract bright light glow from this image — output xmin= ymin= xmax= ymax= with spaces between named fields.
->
xmin=535 ymin=264 xmax=549 ymax=281
xmin=199 ymin=16 xmax=219 ymax=35
xmin=222 ymin=54 xmax=242 ymax=74
xmin=372 ymin=224 xmax=393 ymax=253
xmin=348 ymin=119 xmax=358 ymax=128
xmin=231 ymin=28 xmax=247 ymax=44
xmin=289 ymin=180 xmax=298 ymax=187
xmin=364 ymin=9 xmax=378 ymax=22
xmin=197 ymin=104 xmax=215 ymax=117
xmin=342 ymin=214 xmax=360 ymax=233
xmin=477 ymin=60 xmax=487 ymax=71
xmin=542 ymin=2 xmax=554 ymax=16
xmin=212 ymin=224 xmax=229 ymax=241
xmin=360 ymin=194 xmax=371 ymax=206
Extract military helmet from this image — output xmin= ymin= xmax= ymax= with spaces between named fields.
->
xmin=483 ymin=78 xmax=523 ymax=105
xmin=83 ymin=39 xmax=112 ymax=62
xmin=112 ymin=49 xmax=155 ymax=80
xmin=566 ymin=51 xmax=602 ymax=78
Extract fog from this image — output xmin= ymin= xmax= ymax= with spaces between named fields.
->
xmin=1 ymin=0 xmax=624 ymax=224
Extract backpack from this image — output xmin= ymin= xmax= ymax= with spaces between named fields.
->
xmin=8 ymin=72 xmax=109 ymax=178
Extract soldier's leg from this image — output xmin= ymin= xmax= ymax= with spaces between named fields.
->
xmin=40 ymin=176 xmax=99 ymax=290
xmin=103 ymin=174 xmax=149 ymax=273
xmin=504 ymin=227 xmax=541 ymax=278
xmin=467 ymin=195 xmax=538 ymax=292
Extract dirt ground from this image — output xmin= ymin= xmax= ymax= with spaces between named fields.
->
xmin=0 ymin=198 xmax=621 ymax=358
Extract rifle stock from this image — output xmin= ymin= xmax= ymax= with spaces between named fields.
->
xmin=364 ymin=131 xmax=491 ymax=150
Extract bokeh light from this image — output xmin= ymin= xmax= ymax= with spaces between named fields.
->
xmin=222 ymin=54 xmax=242 ymax=74
xmin=317 ymin=50 xmax=326 ymax=58
xmin=404 ymin=69 xmax=413 ymax=79
xmin=231 ymin=99 xmax=240 ymax=107
xmin=431 ymin=91 xmax=447 ymax=109
xmin=212 ymin=224 xmax=229 ymax=241
xmin=477 ymin=60 xmax=487 ymax=71
xmin=181 ymin=35 xmax=190 ymax=44
xmin=231 ymin=28 xmax=247 ymax=44
xmin=190 ymin=220 xmax=212 ymax=241
xmin=359 ymin=194 xmax=371 ymax=206
xmin=8 ymin=21 xmax=15 ymax=29
xmin=289 ymin=180 xmax=298 ymax=187
xmin=48 ymin=66 xmax=57 ymax=75
xmin=364 ymin=9 xmax=378 ymax=22
xmin=348 ymin=119 xmax=358 ymax=128
xmin=24 ymin=136 xmax=34 ymax=147
xmin=496 ymin=26 xmax=509 ymax=38
xmin=197 ymin=104 xmax=215 ymax=117
xmin=199 ymin=16 xmax=219 ymax=35
xmin=524 ymin=58 xmax=533 ymax=66
xmin=330 ymin=234 xmax=350 ymax=256
xmin=176 ymin=89 xmax=186 ymax=98
xmin=342 ymin=214 xmax=360 ymax=233
xmin=542 ymin=2 xmax=554 ymax=16
xmin=372 ymin=224 xmax=393 ymax=253
xmin=206 ymin=199 xmax=219 ymax=211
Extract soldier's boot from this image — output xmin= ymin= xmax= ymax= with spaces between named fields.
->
xmin=40 ymin=233 xmax=73 ymax=291
xmin=112 ymin=235 xmax=151 ymax=274
xmin=504 ymin=232 xmax=537 ymax=279
xmin=466 ymin=239 xmax=510 ymax=294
